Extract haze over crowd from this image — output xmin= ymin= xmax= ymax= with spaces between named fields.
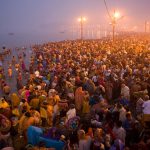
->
xmin=0 ymin=0 xmax=150 ymax=47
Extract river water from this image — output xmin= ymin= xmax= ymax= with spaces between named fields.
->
xmin=0 ymin=47 xmax=33 ymax=97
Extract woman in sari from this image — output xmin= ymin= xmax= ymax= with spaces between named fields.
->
xmin=78 ymin=129 xmax=92 ymax=150
xmin=18 ymin=112 xmax=35 ymax=143
xmin=47 ymin=104 xmax=54 ymax=126
xmin=8 ymin=67 xmax=12 ymax=78
xmin=10 ymin=93 xmax=20 ymax=108
xmin=75 ymin=87 xmax=85 ymax=112
xmin=82 ymin=92 xmax=90 ymax=114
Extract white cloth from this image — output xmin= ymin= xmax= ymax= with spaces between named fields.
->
xmin=66 ymin=108 xmax=76 ymax=121
xmin=142 ymin=100 xmax=150 ymax=114
xmin=48 ymin=89 xmax=56 ymax=97
xmin=92 ymin=76 xmax=97 ymax=83
xmin=121 ymin=86 xmax=130 ymax=98
xmin=113 ymin=127 xmax=126 ymax=144
xmin=35 ymin=70 xmax=39 ymax=77
xmin=119 ymin=107 xmax=127 ymax=122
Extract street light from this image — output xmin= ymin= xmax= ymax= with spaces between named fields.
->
xmin=78 ymin=16 xmax=86 ymax=40
xmin=113 ymin=11 xmax=121 ymax=19
xmin=111 ymin=10 xmax=123 ymax=42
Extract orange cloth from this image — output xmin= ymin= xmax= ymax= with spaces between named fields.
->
xmin=75 ymin=87 xmax=85 ymax=111
xmin=30 ymin=98 xmax=40 ymax=109
xmin=19 ymin=115 xmax=35 ymax=133
xmin=11 ymin=93 xmax=20 ymax=108
xmin=47 ymin=105 xmax=54 ymax=126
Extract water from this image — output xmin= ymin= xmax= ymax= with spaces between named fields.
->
xmin=0 ymin=32 xmax=72 ymax=48
xmin=0 ymin=47 xmax=32 ymax=96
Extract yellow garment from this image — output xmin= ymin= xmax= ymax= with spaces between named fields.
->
xmin=40 ymin=107 xmax=47 ymax=119
xmin=18 ymin=115 xmax=35 ymax=133
xmin=29 ymin=85 xmax=34 ymax=92
xmin=20 ymin=102 xmax=30 ymax=112
xmin=75 ymin=87 xmax=85 ymax=111
xmin=11 ymin=93 xmax=20 ymax=108
xmin=0 ymin=73 xmax=2 ymax=79
xmin=23 ymin=116 xmax=35 ymax=131
xmin=30 ymin=98 xmax=39 ymax=109
xmin=31 ymin=110 xmax=41 ymax=125
xmin=21 ymin=90 xmax=26 ymax=99
xmin=12 ymin=108 xmax=20 ymax=117
xmin=47 ymin=105 xmax=54 ymax=126
xmin=82 ymin=100 xmax=90 ymax=114
xmin=47 ymin=105 xmax=53 ymax=115
xmin=53 ymin=95 xmax=60 ymax=103
xmin=0 ymin=100 xmax=9 ymax=109
xmin=18 ymin=115 xmax=26 ymax=134
xmin=39 ymin=95 xmax=46 ymax=104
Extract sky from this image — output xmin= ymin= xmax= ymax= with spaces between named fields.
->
xmin=0 ymin=0 xmax=150 ymax=47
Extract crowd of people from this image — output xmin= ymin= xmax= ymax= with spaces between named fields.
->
xmin=0 ymin=34 xmax=150 ymax=150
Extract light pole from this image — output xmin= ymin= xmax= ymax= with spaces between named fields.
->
xmin=145 ymin=21 xmax=147 ymax=33
xmin=112 ymin=18 xmax=116 ymax=42
xmin=111 ymin=10 xmax=121 ymax=42
xmin=145 ymin=21 xmax=149 ymax=33
xmin=78 ymin=17 xmax=86 ymax=40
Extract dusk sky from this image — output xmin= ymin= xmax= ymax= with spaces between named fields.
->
xmin=0 ymin=0 xmax=150 ymax=47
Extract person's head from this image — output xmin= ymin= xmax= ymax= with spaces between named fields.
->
xmin=94 ymin=128 xmax=103 ymax=140
xmin=116 ymin=103 xmax=122 ymax=109
xmin=1 ymin=97 xmax=5 ymax=102
xmin=25 ymin=112 xmax=31 ymax=118
xmin=22 ymin=99 xmax=26 ymax=103
xmin=49 ymin=89 xmax=57 ymax=96
xmin=30 ymin=107 xmax=35 ymax=113
xmin=88 ymin=127 xmax=93 ymax=134
xmin=22 ymin=108 xmax=27 ymax=114
xmin=105 ymin=134 xmax=111 ymax=142
xmin=78 ymin=129 xmax=85 ymax=140
xmin=116 ymin=120 xmax=122 ymax=128
xmin=60 ymin=135 xmax=66 ymax=141
xmin=69 ymin=104 xmax=75 ymax=109
xmin=144 ymin=95 xmax=149 ymax=101
xmin=126 ymin=112 xmax=132 ymax=120
xmin=121 ymin=83 xmax=126 ymax=88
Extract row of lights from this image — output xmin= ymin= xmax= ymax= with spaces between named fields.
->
xmin=77 ymin=11 xmax=122 ymax=41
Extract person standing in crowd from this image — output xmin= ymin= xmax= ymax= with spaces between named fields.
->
xmin=113 ymin=120 xmax=126 ymax=144
xmin=121 ymin=84 xmax=130 ymax=101
xmin=0 ymin=35 xmax=150 ymax=150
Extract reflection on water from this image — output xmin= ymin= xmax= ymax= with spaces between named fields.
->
xmin=0 ymin=33 xmax=68 ymax=48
